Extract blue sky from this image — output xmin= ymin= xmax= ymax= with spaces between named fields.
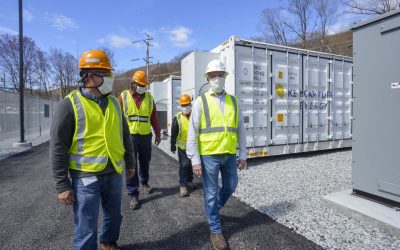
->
xmin=0 ymin=0 xmax=361 ymax=73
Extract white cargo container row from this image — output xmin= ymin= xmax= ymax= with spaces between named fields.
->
xmin=182 ymin=36 xmax=353 ymax=157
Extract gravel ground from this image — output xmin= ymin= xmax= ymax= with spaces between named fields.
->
xmin=158 ymin=136 xmax=400 ymax=250
xmin=0 ymin=130 xmax=50 ymax=160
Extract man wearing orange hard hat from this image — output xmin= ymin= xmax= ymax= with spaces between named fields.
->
xmin=170 ymin=93 xmax=197 ymax=197
xmin=118 ymin=70 xmax=161 ymax=210
xmin=50 ymin=50 xmax=135 ymax=250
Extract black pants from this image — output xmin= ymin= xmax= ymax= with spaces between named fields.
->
xmin=126 ymin=134 xmax=152 ymax=197
xmin=178 ymin=148 xmax=193 ymax=186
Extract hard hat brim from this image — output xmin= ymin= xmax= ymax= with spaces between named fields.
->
xmin=204 ymin=71 xmax=228 ymax=78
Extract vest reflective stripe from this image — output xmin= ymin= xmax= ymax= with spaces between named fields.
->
xmin=128 ymin=116 xmax=150 ymax=122
xmin=176 ymin=112 xmax=189 ymax=150
xmin=71 ymin=93 xmax=86 ymax=169
xmin=121 ymin=90 xmax=153 ymax=135
xmin=110 ymin=97 xmax=123 ymax=146
xmin=69 ymin=154 xmax=108 ymax=164
xmin=67 ymin=90 xmax=125 ymax=174
xmin=198 ymin=92 xmax=238 ymax=155
xmin=199 ymin=127 xmax=238 ymax=134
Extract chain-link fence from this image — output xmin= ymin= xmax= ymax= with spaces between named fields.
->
xmin=0 ymin=90 xmax=59 ymax=143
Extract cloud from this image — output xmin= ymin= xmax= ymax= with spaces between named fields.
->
xmin=98 ymin=34 xmax=142 ymax=49
xmin=23 ymin=9 xmax=33 ymax=22
xmin=166 ymin=26 xmax=194 ymax=47
xmin=328 ymin=13 xmax=365 ymax=35
xmin=0 ymin=26 xmax=18 ymax=35
xmin=47 ymin=14 xmax=78 ymax=31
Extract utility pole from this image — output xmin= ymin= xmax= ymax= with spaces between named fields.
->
xmin=18 ymin=0 xmax=25 ymax=143
xmin=14 ymin=0 xmax=31 ymax=148
xmin=132 ymin=32 xmax=154 ymax=80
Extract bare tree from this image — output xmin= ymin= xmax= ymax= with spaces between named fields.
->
xmin=314 ymin=0 xmax=339 ymax=52
xmin=0 ymin=34 xmax=40 ymax=92
xmin=49 ymin=48 xmax=78 ymax=98
xmin=33 ymin=50 xmax=51 ymax=97
xmin=284 ymin=0 xmax=316 ymax=48
xmin=97 ymin=46 xmax=117 ymax=68
xmin=258 ymin=8 xmax=290 ymax=45
xmin=343 ymin=0 xmax=400 ymax=15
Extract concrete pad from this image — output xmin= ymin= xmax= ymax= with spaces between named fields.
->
xmin=12 ymin=141 xmax=32 ymax=148
xmin=322 ymin=189 xmax=400 ymax=240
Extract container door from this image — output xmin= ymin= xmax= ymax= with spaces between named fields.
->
xmin=331 ymin=60 xmax=352 ymax=140
xmin=172 ymin=79 xmax=181 ymax=117
xmin=302 ymin=56 xmax=330 ymax=142
xmin=235 ymin=45 xmax=269 ymax=148
xmin=271 ymin=50 xmax=301 ymax=145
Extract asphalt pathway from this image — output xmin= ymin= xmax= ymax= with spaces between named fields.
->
xmin=0 ymin=142 xmax=322 ymax=250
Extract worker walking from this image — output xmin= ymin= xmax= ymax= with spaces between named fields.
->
xmin=186 ymin=60 xmax=247 ymax=250
xmin=170 ymin=93 xmax=197 ymax=197
xmin=119 ymin=70 xmax=161 ymax=210
xmin=50 ymin=50 xmax=135 ymax=250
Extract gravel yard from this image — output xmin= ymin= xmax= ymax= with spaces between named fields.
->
xmin=159 ymin=137 xmax=400 ymax=250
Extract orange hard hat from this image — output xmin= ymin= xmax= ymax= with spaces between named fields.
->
xmin=132 ymin=70 xmax=148 ymax=86
xmin=179 ymin=93 xmax=191 ymax=105
xmin=79 ymin=50 xmax=112 ymax=70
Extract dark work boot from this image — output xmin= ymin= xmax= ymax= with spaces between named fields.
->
xmin=210 ymin=232 xmax=228 ymax=250
xmin=129 ymin=196 xmax=140 ymax=210
xmin=180 ymin=186 xmax=189 ymax=197
xmin=142 ymin=184 xmax=153 ymax=193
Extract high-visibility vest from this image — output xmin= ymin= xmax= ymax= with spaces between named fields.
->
xmin=67 ymin=90 xmax=125 ymax=174
xmin=176 ymin=112 xmax=189 ymax=150
xmin=121 ymin=90 xmax=154 ymax=135
xmin=198 ymin=91 xmax=238 ymax=155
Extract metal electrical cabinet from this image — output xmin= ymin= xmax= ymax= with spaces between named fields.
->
xmin=150 ymin=81 xmax=168 ymax=131
xmin=182 ymin=36 xmax=353 ymax=158
xmin=352 ymin=10 xmax=400 ymax=203
xmin=164 ymin=75 xmax=181 ymax=135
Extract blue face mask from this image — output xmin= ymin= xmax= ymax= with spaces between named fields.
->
xmin=181 ymin=105 xmax=192 ymax=114
xmin=135 ymin=85 xmax=146 ymax=94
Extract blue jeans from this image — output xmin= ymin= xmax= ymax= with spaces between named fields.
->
xmin=126 ymin=134 xmax=152 ymax=197
xmin=178 ymin=148 xmax=193 ymax=186
xmin=201 ymin=154 xmax=238 ymax=233
xmin=72 ymin=173 xmax=122 ymax=250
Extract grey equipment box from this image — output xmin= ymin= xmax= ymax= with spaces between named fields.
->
xmin=352 ymin=9 xmax=400 ymax=203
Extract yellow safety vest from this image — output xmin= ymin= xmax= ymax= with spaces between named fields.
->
xmin=176 ymin=112 xmax=189 ymax=150
xmin=67 ymin=90 xmax=125 ymax=174
xmin=121 ymin=90 xmax=154 ymax=135
xmin=198 ymin=91 xmax=238 ymax=155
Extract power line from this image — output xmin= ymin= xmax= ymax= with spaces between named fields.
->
xmin=132 ymin=32 xmax=154 ymax=80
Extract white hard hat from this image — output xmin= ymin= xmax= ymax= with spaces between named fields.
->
xmin=204 ymin=59 xmax=228 ymax=78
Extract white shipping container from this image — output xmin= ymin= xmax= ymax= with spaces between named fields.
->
xmin=182 ymin=36 xmax=353 ymax=157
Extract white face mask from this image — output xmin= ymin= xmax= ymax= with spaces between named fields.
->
xmin=136 ymin=85 xmax=146 ymax=95
xmin=181 ymin=105 xmax=191 ymax=114
xmin=208 ymin=77 xmax=225 ymax=94
xmin=98 ymin=76 xmax=114 ymax=95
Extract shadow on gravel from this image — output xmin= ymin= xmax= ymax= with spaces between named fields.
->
xmin=247 ymin=147 xmax=351 ymax=167
xmin=121 ymin=210 xmax=275 ymax=250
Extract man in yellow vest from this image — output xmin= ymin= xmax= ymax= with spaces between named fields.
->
xmin=170 ymin=93 xmax=197 ymax=197
xmin=186 ymin=59 xmax=247 ymax=250
xmin=118 ymin=70 xmax=161 ymax=210
xmin=50 ymin=50 xmax=135 ymax=250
